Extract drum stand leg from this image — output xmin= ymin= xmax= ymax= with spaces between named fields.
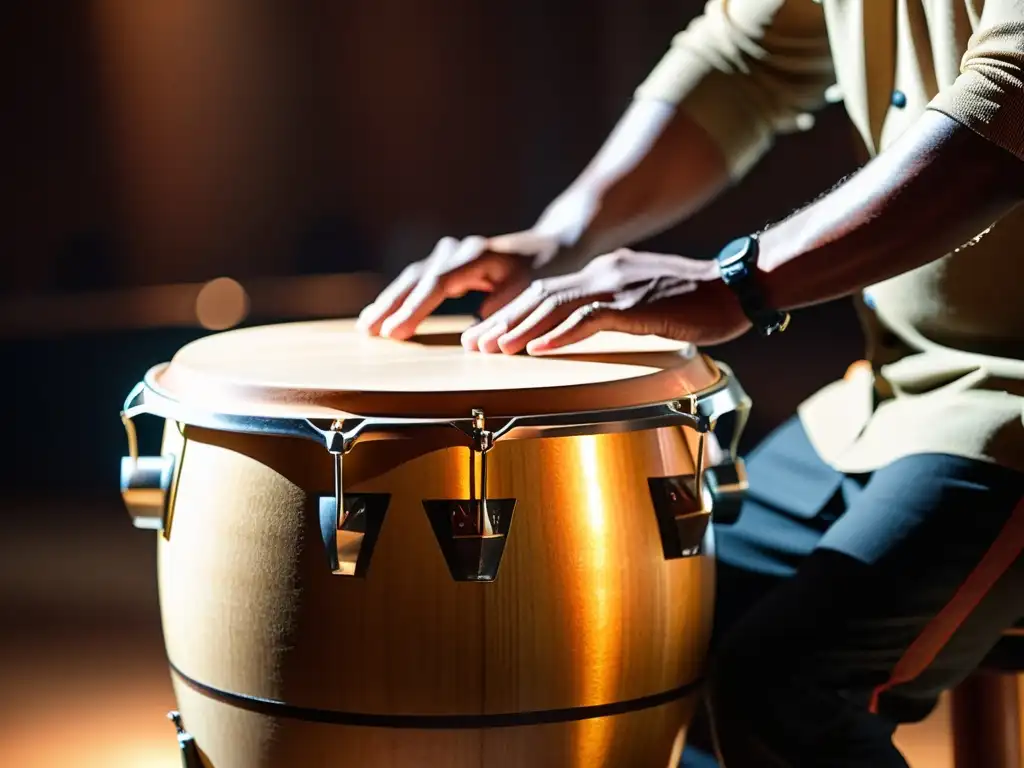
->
xmin=168 ymin=711 xmax=203 ymax=767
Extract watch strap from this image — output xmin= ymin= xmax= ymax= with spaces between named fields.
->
xmin=716 ymin=235 xmax=791 ymax=337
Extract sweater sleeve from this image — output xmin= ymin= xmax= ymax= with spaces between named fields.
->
xmin=635 ymin=0 xmax=835 ymax=178
xmin=927 ymin=0 xmax=1024 ymax=162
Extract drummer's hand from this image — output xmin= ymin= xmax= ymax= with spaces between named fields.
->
xmin=357 ymin=232 xmax=560 ymax=340
xmin=461 ymin=249 xmax=751 ymax=354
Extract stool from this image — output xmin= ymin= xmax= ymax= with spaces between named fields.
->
xmin=951 ymin=622 xmax=1024 ymax=768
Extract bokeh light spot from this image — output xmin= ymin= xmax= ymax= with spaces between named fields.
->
xmin=195 ymin=277 xmax=248 ymax=330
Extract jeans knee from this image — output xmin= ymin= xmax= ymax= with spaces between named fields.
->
xmin=705 ymin=636 xmax=808 ymax=765
xmin=706 ymin=632 xmax=773 ymax=716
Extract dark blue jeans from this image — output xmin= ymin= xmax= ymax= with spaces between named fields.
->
xmin=683 ymin=416 xmax=1024 ymax=767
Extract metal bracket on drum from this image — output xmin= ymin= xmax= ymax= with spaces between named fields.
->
xmin=697 ymin=362 xmax=751 ymax=526
xmin=648 ymin=363 xmax=751 ymax=556
xmin=118 ymin=360 xmax=750 ymax=563
xmin=424 ymin=410 xmax=517 ymax=582
xmin=648 ymin=471 xmax=712 ymax=559
xmin=120 ymin=383 xmax=177 ymax=533
xmin=318 ymin=422 xmax=391 ymax=577
xmin=703 ymin=457 xmax=748 ymax=526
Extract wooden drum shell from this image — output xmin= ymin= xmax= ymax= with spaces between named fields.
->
xmin=157 ymin=419 xmax=714 ymax=767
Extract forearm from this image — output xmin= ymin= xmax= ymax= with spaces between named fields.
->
xmin=759 ymin=111 xmax=1024 ymax=311
xmin=534 ymin=99 xmax=731 ymax=268
xmin=539 ymin=0 xmax=835 ymax=264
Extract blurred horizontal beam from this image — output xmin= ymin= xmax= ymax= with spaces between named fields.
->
xmin=0 ymin=272 xmax=385 ymax=338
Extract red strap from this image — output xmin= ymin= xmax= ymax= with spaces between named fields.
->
xmin=870 ymin=496 xmax=1024 ymax=713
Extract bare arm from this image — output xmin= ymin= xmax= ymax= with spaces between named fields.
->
xmin=760 ymin=111 xmax=1024 ymax=311
xmin=460 ymin=2 xmax=1024 ymax=354
xmin=541 ymin=0 xmax=835 ymax=267
xmin=360 ymin=0 xmax=832 ymax=339
xmin=466 ymin=113 xmax=1024 ymax=355
xmin=358 ymin=98 xmax=731 ymax=339
xmin=759 ymin=0 xmax=1024 ymax=308
xmin=531 ymin=99 xmax=731 ymax=269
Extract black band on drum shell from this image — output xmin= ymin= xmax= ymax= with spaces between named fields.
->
xmin=169 ymin=662 xmax=702 ymax=730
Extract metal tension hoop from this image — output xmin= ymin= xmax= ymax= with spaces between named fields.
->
xmin=118 ymin=360 xmax=751 ymax=568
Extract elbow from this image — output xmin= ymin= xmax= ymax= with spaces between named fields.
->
xmin=928 ymin=63 xmax=1024 ymax=200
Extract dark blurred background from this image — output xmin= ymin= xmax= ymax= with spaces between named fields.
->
xmin=0 ymin=2 xmax=951 ymax=766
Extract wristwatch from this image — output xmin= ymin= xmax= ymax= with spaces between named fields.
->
xmin=715 ymin=234 xmax=791 ymax=337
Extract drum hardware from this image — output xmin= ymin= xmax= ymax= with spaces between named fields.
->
xmin=125 ymin=360 xmax=748 ymax=450
xmin=168 ymin=710 xmax=202 ymax=768
xmin=648 ymin=472 xmax=711 ymax=559
xmin=318 ymin=422 xmax=392 ymax=576
xmin=703 ymin=458 xmax=748 ymax=525
xmin=120 ymin=382 xmax=177 ymax=534
xmin=648 ymin=367 xmax=751 ymax=552
xmin=699 ymin=381 xmax=751 ymax=526
xmin=650 ymin=397 xmax=710 ymax=559
xmin=424 ymin=409 xmax=517 ymax=582
xmin=120 ymin=363 xmax=749 ymax=567
xmin=469 ymin=409 xmax=494 ymax=537
xmin=117 ymin=321 xmax=756 ymax=766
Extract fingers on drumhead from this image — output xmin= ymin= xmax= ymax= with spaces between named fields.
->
xmin=357 ymin=262 xmax=426 ymax=334
xmin=466 ymin=280 xmax=554 ymax=352
xmin=375 ymin=237 xmax=488 ymax=340
xmin=462 ymin=282 xmax=540 ymax=350
xmin=379 ymin=274 xmax=443 ymax=340
xmin=494 ymin=292 xmax=596 ymax=355
xmin=526 ymin=301 xmax=616 ymax=354
xmin=475 ymin=281 xmax=605 ymax=354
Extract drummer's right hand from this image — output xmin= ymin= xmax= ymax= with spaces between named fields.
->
xmin=357 ymin=231 xmax=560 ymax=340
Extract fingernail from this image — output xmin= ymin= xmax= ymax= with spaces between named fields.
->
xmin=496 ymin=333 xmax=523 ymax=355
xmin=478 ymin=331 xmax=508 ymax=354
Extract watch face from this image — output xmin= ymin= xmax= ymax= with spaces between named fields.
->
xmin=719 ymin=237 xmax=751 ymax=267
xmin=718 ymin=236 xmax=755 ymax=281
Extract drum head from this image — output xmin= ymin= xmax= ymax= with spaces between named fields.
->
xmin=150 ymin=317 xmax=720 ymax=418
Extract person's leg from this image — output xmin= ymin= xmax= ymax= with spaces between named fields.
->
xmin=707 ymin=453 xmax=1024 ymax=767
xmin=683 ymin=417 xmax=852 ymax=764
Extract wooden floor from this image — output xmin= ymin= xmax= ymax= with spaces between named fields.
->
xmin=0 ymin=497 xmax=956 ymax=767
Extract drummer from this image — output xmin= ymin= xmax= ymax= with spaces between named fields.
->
xmin=358 ymin=1 xmax=1024 ymax=765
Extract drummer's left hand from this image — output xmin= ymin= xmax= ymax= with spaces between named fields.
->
xmin=461 ymin=249 xmax=751 ymax=354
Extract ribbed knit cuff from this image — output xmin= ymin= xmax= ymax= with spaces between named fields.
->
xmin=927 ymin=63 xmax=1024 ymax=163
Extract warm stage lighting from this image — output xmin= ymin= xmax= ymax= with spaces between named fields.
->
xmin=195 ymin=276 xmax=249 ymax=330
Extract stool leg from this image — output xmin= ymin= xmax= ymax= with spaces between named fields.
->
xmin=951 ymin=671 xmax=1021 ymax=768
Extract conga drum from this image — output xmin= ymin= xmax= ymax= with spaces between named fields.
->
xmin=118 ymin=317 xmax=750 ymax=768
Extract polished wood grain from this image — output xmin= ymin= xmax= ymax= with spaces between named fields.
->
xmin=150 ymin=317 xmax=720 ymax=418
xmin=149 ymin=322 xmax=720 ymax=765
xmin=156 ymin=420 xmax=714 ymax=766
